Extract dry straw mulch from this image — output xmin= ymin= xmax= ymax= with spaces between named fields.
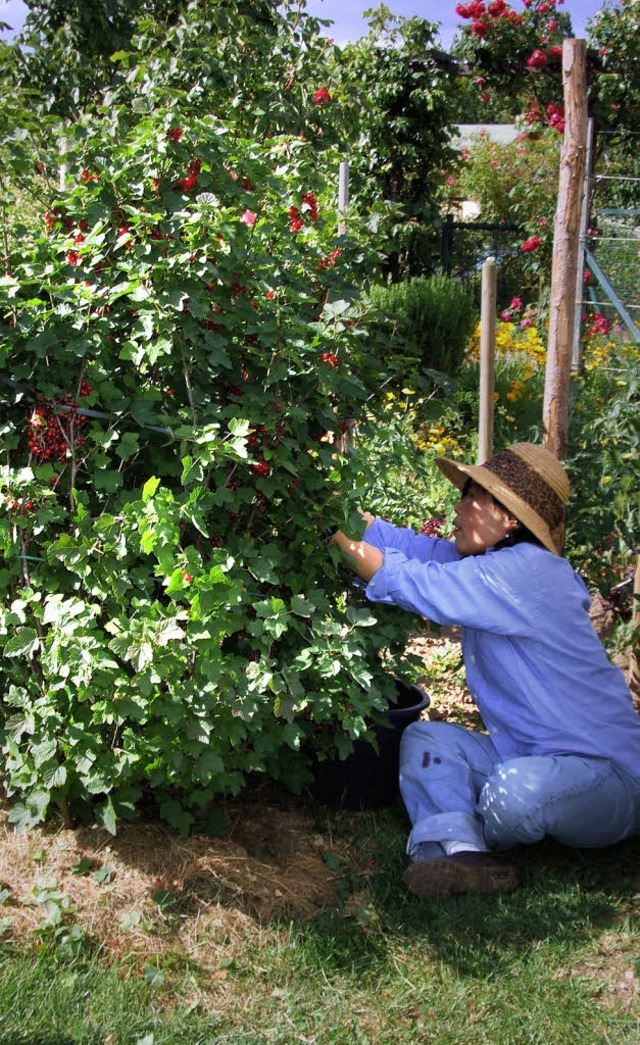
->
xmin=0 ymin=792 xmax=366 ymax=973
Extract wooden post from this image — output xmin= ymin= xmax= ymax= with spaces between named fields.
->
xmin=628 ymin=555 xmax=640 ymax=698
xmin=543 ymin=38 xmax=588 ymax=459
xmin=338 ymin=160 xmax=351 ymax=453
xmin=478 ymin=256 xmax=497 ymax=464
xmin=338 ymin=161 xmax=349 ymax=235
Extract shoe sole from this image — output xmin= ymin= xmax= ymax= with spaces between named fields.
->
xmin=404 ymin=858 xmax=519 ymax=898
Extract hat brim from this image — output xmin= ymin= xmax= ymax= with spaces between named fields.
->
xmin=436 ymin=456 xmax=560 ymax=555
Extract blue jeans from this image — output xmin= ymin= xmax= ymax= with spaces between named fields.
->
xmin=399 ymin=720 xmax=640 ymax=856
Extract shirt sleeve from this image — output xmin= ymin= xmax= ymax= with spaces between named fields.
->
xmin=364 ymin=519 xmax=461 ymax=565
xmin=365 ymin=544 xmax=545 ymax=634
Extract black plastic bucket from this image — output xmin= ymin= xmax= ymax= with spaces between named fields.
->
xmin=309 ymin=678 xmax=430 ymax=810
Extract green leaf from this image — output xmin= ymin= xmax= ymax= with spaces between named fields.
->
xmin=151 ymin=889 xmax=177 ymax=908
xmin=95 ymin=797 xmax=117 ymax=836
xmin=154 ymin=619 xmax=186 ymax=645
xmin=228 ymin=418 xmax=250 ymax=437
xmin=4 ymin=628 xmax=40 ymax=658
xmin=322 ymin=852 xmax=341 ymax=872
xmin=159 ymin=799 xmax=194 ymax=837
xmin=203 ymin=807 xmax=228 ymax=837
xmin=118 ymin=911 xmax=142 ymax=931
xmin=115 ymin=432 xmax=140 ymax=461
xmin=7 ymin=791 xmax=49 ymax=832
xmin=142 ymin=476 xmax=161 ymax=503
xmin=93 ymin=469 xmax=123 ymax=493
xmin=345 ymin=608 xmax=378 ymax=627
xmin=291 ymin=595 xmax=314 ymax=617
xmin=142 ymin=965 xmax=165 ymax=987
xmin=41 ymin=761 xmax=67 ymax=790
xmin=31 ymin=740 xmax=57 ymax=767
xmin=92 ymin=866 xmax=115 ymax=884
xmin=72 ymin=858 xmax=94 ymax=876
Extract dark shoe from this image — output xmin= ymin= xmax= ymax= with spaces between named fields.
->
xmin=404 ymin=851 xmax=519 ymax=898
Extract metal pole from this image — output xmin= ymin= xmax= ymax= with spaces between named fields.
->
xmin=571 ymin=117 xmax=596 ymax=372
xmin=478 ymin=256 xmax=497 ymax=464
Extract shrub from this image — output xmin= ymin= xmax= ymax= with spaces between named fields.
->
xmin=0 ymin=11 xmax=417 ymax=835
xmin=366 ymin=275 xmax=477 ymax=386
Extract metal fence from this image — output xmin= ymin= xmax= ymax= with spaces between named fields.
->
xmin=440 ymin=214 xmax=524 ymax=310
xmin=579 ymin=125 xmax=640 ymax=347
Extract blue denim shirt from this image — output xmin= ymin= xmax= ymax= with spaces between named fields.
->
xmin=364 ymin=519 xmax=640 ymax=784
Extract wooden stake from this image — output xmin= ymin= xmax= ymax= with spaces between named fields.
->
xmin=338 ymin=161 xmax=349 ymax=235
xmin=478 ymin=256 xmax=496 ymax=464
xmin=543 ymin=38 xmax=588 ymax=460
xmin=628 ymin=555 xmax=640 ymax=697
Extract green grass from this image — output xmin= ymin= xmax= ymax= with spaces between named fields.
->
xmin=0 ymin=805 xmax=639 ymax=1045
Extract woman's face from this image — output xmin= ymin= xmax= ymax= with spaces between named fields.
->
xmin=452 ymin=482 xmax=518 ymax=556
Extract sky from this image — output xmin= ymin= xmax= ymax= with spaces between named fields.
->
xmin=304 ymin=0 xmax=609 ymax=48
xmin=0 ymin=0 xmax=611 ymax=44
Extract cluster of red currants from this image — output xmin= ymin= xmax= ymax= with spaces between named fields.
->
xmin=289 ymin=190 xmax=319 ymax=233
xmin=420 ymin=517 xmax=445 ymax=538
xmin=321 ymin=352 xmax=339 ymax=368
xmin=26 ymin=382 xmax=92 ymax=463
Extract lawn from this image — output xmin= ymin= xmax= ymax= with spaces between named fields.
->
xmin=0 ymin=773 xmax=639 ymax=1045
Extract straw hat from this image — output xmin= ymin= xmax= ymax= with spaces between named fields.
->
xmin=436 ymin=442 xmax=570 ymax=555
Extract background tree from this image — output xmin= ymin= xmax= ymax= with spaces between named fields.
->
xmin=337 ymin=6 xmax=462 ymax=281
xmin=452 ymin=0 xmax=574 ymax=130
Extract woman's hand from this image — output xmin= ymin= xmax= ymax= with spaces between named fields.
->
xmin=331 ymin=528 xmax=384 ymax=582
xmin=359 ymin=511 xmax=377 ymax=530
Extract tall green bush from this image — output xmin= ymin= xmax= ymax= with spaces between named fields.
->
xmin=367 ymin=275 xmax=477 ymax=385
xmin=0 ymin=4 xmax=415 ymax=836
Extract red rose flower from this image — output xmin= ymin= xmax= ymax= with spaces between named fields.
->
xmin=527 ymin=49 xmax=548 ymax=69
xmin=314 ymin=87 xmax=331 ymax=106
xmin=521 ymin=236 xmax=542 ymax=253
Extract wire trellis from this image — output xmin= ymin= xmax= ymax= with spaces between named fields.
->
xmin=579 ymin=127 xmax=640 ymax=346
